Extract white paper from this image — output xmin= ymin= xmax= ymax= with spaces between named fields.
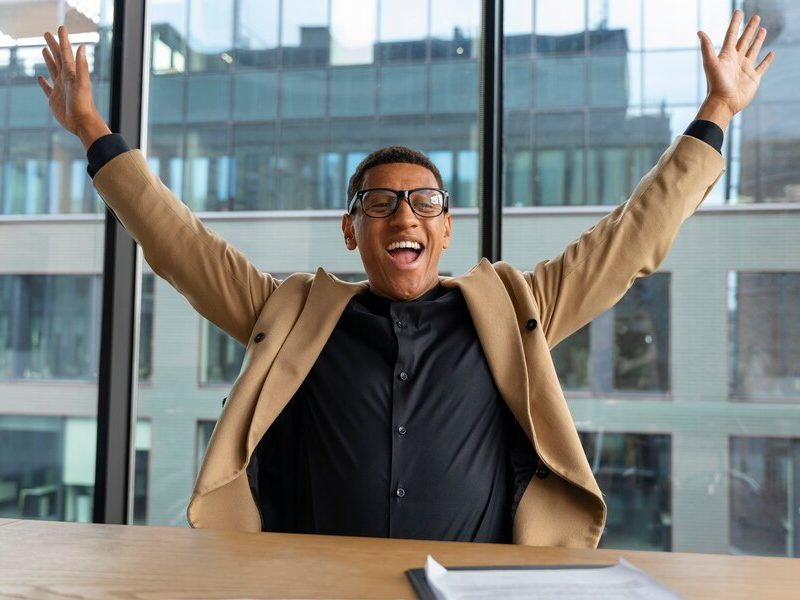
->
xmin=423 ymin=555 xmax=682 ymax=600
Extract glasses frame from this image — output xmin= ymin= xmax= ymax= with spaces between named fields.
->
xmin=347 ymin=187 xmax=450 ymax=218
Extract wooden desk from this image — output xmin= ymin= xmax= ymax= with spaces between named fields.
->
xmin=0 ymin=519 xmax=797 ymax=599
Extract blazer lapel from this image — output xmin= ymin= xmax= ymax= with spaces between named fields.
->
xmin=246 ymin=269 xmax=368 ymax=456
xmin=443 ymin=259 xmax=533 ymax=440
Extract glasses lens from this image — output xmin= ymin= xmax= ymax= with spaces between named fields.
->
xmin=409 ymin=189 xmax=445 ymax=216
xmin=361 ymin=190 xmax=397 ymax=216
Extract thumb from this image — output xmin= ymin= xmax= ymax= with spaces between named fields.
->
xmin=697 ymin=31 xmax=717 ymax=68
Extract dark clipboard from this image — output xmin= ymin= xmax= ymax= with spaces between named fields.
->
xmin=406 ymin=563 xmax=615 ymax=600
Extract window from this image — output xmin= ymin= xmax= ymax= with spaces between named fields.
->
xmin=0 ymin=275 xmax=102 ymax=381
xmin=553 ymin=274 xmax=670 ymax=394
xmin=730 ymin=437 xmax=800 ymax=557
xmin=0 ymin=0 xmax=113 ymax=526
xmin=581 ymin=431 xmax=672 ymax=551
xmin=0 ymin=417 xmax=149 ymax=523
xmin=201 ymin=322 xmax=245 ymax=385
xmin=729 ymin=272 xmax=800 ymax=399
xmin=503 ymin=0 xmax=800 ymax=559
xmin=139 ymin=275 xmax=155 ymax=381
xmin=195 ymin=420 xmax=217 ymax=478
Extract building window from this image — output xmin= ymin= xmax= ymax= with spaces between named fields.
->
xmin=195 ymin=420 xmax=217 ymax=477
xmin=132 ymin=420 xmax=152 ymax=525
xmin=729 ymin=272 xmax=800 ymax=399
xmin=730 ymin=436 xmax=800 ymax=557
xmin=0 ymin=417 xmax=150 ymax=523
xmin=0 ymin=275 xmax=102 ymax=381
xmin=580 ymin=431 xmax=672 ymax=551
xmin=201 ymin=322 xmax=246 ymax=385
xmin=553 ymin=273 xmax=670 ymax=394
xmin=139 ymin=274 xmax=155 ymax=381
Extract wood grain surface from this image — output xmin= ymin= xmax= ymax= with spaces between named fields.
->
xmin=0 ymin=519 xmax=797 ymax=599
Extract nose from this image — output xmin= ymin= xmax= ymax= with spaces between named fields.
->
xmin=388 ymin=195 xmax=420 ymax=227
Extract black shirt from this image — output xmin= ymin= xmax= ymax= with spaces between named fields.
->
xmin=252 ymin=285 xmax=532 ymax=543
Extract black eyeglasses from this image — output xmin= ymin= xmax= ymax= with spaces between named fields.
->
xmin=348 ymin=188 xmax=449 ymax=218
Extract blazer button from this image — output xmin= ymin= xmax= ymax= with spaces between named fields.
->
xmin=221 ymin=396 xmax=227 ymax=408
xmin=254 ymin=332 xmax=265 ymax=343
xmin=526 ymin=318 xmax=538 ymax=331
xmin=535 ymin=464 xmax=550 ymax=479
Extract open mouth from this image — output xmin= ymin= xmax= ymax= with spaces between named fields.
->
xmin=385 ymin=240 xmax=424 ymax=268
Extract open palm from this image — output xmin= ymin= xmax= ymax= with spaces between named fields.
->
xmin=37 ymin=26 xmax=109 ymax=148
xmin=699 ymin=11 xmax=775 ymax=116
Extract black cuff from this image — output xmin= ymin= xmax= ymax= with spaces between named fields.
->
xmin=86 ymin=133 xmax=131 ymax=179
xmin=683 ymin=119 xmax=724 ymax=154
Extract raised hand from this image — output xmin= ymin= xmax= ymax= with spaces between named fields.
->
xmin=37 ymin=26 xmax=110 ymax=150
xmin=696 ymin=10 xmax=776 ymax=131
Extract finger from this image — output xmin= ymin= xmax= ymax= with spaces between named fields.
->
xmin=42 ymin=47 xmax=59 ymax=80
xmin=76 ymin=45 xmax=89 ymax=83
xmin=722 ymin=10 xmax=743 ymax=52
xmin=736 ymin=14 xmax=760 ymax=53
xmin=746 ymin=27 xmax=767 ymax=61
xmin=44 ymin=31 xmax=62 ymax=69
xmin=58 ymin=25 xmax=75 ymax=73
xmin=697 ymin=31 xmax=717 ymax=68
xmin=37 ymin=75 xmax=52 ymax=98
xmin=755 ymin=50 xmax=775 ymax=75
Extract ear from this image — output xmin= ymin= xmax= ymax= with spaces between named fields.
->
xmin=442 ymin=212 xmax=452 ymax=249
xmin=341 ymin=213 xmax=357 ymax=250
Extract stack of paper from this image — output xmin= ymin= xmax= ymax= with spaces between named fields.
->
xmin=407 ymin=555 xmax=682 ymax=599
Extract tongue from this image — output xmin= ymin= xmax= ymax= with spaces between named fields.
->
xmin=389 ymin=249 xmax=420 ymax=264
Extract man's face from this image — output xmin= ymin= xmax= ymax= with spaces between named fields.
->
xmin=341 ymin=162 xmax=452 ymax=300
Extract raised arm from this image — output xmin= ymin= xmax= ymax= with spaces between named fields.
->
xmin=528 ymin=11 xmax=775 ymax=349
xmin=38 ymin=27 xmax=277 ymax=345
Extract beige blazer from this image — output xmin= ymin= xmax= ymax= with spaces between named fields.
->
xmin=93 ymin=135 xmax=724 ymax=548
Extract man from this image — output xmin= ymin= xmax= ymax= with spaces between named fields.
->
xmin=38 ymin=12 xmax=773 ymax=547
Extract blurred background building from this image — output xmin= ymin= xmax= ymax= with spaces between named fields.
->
xmin=0 ymin=0 xmax=798 ymax=557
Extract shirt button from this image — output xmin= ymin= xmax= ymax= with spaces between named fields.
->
xmin=397 ymin=425 xmax=407 ymax=435
xmin=396 ymin=488 xmax=406 ymax=498
xmin=395 ymin=320 xmax=406 ymax=329
xmin=535 ymin=464 xmax=550 ymax=479
xmin=398 ymin=371 xmax=408 ymax=381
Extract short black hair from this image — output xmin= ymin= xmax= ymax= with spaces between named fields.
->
xmin=347 ymin=146 xmax=444 ymax=209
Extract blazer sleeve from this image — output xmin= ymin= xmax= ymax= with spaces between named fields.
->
xmin=92 ymin=149 xmax=278 ymax=346
xmin=526 ymin=134 xmax=725 ymax=350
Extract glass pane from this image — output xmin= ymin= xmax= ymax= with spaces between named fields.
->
xmin=536 ymin=0 xmax=585 ymax=36
xmin=588 ymin=0 xmax=642 ymax=51
xmin=136 ymin=0 xmax=482 ymax=527
xmin=739 ymin=102 xmax=800 ymax=204
xmin=552 ymin=324 xmax=591 ymax=391
xmin=643 ymin=0 xmax=698 ymax=50
xmin=503 ymin=0 xmax=800 ymax=559
xmin=235 ymin=0 xmax=279 ymax=68
xmin=730 ymin=272 xmax=800 ymax=399
xmin=581 ymin=432 xmax=672 ymax=551
xmin=0 ymin=0 xmax=113 ymax=521
xmin=201 ymin=322 xmax=245 ymax=385
xmin=642 ymin=50 xmax=699 ymax=106
xmin=730 ymin=437 xmax=800 ymax=557
xmin=613 ymin=274 xmax=670 ymax=393
xmin=187 ymin=0 xmax=233 ymax=72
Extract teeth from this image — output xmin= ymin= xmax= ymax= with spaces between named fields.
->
xmin=386 ymin=241 xmax=422 ymax=251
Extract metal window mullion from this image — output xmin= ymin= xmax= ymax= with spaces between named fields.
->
xmin=479 ymin=0 xmax=503 ymax=262
xmin=93 ymin=0 xmax=147 ymax=525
